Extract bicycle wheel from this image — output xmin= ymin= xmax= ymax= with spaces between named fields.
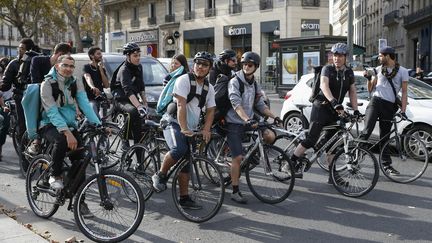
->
xmin=93 ymin=122 xmax=123 ymax=169
xmin=19 ymin=132 xmax=32 ymax=177
xmin=12 ymin=123 xmax=20 ymax=155
xmin=74 ymin=170 xmax=145 ymax=243
xmin=330 ymin=146 xmax=379 ymax=197
xmin=119 ymin=144 xmax=158 ymax=201
xmin=246 ymin=144 xmax=295 ymax=204
xmin=203 ymin=135 xmax=232 ymax=187
xmin=25 ymin=155 xmax=59 ymax=218
xmin=379 ymin=133 xmax=429 ymax=183
xmin=172 ymin=156 xmax=225 ymax=223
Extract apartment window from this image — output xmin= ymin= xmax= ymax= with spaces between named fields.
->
xmin=302 ymin=0 xmax=319 ymax=7
xmin=115 ymin=10 xmax=120 ymax=23
xmin=205 ymin=0 xmax=216 ymax=17
xmin=148 ymin=3 xmax=156 ymax=25
xmin=167 ymin=0 xmax=174 ymax=15
xmin=207 ymin=0 xmax=215 ymax=9
xmin=185 ymin=0 xmax=195 ymax=20
xmin=230 ymin=0 xmax=242 ymax=14
xmin=133 ymin=7 xmax=139 ymax=20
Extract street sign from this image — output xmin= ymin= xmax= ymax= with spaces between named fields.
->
xmin=379 ymin=39 xmax=387 ymax=50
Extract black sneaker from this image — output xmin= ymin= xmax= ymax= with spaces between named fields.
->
xmin=179 ymin=197 xmax=202 ymax=210
xmin=384 ymin=165 xmax=400 ymax=176
xmin=298 ymin=157 xmax=312 ymax=172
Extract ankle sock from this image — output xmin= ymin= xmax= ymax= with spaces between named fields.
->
xmin=233 ymin=185 xmax=239 ymax=194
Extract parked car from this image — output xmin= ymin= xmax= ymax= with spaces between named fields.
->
xmin=423 ymin=71 xmax=432 ymax=85
xmin=280 ymin=71 xmax=432 ymax=155
xmin=157 ymin=57 xmax=172 ymax=71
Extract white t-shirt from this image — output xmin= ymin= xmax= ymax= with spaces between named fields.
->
xmin=171 ymin=74 xmax=216 ymax=130
xmin=373 ymin=65 xmax=409 ymax=103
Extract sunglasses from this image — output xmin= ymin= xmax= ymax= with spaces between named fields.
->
xmin=195 ymin=61 xmax=210 ymax=68
xmin=61 ymin=63 xmax=75 ymax=69
xmin=243 ymin=63 xmax=255 ymax=68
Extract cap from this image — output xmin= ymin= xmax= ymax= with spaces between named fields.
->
xmin=379 ymin=46 xmax=395 ymax=55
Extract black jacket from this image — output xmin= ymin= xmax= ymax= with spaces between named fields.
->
xmin=208 ymin=60 xmax=233 ymax=85
xmin=30 ymin=56 xmax=51 ymax=84
xmin=113 ymin=61 xmax=145 ymax=100
xmin=0 ymin=58 xmax=26 ymax=94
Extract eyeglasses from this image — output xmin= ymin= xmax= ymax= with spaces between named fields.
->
xmin=243 ymin=63 xmax=255 ymax=68
xmin=195 ymin=61 xmax=210 ymax=68
xmin=61 ymin=63 xmax=75 ymax=69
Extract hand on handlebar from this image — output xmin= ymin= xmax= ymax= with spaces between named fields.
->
xmin=246 ymin=119 xmax=259 ymax=129
xmin=400 ymin=112 xmax=408 ymax=120
xmin=137 ymin=106 xmax=147 ymax=118
xmin=274 ymin=116 xmax=283 ymax=127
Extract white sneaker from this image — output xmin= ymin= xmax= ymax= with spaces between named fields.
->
xmin=49 ymin=176 xmax=64 ymax=190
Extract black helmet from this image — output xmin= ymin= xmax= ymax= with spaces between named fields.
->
xmin=218 ymin=49 xmax=236 ymax=61
xmin=241 ymin=51 xmax=260 ymax=68
xmin=123 ymin=42 xmax=141 ymax=55
xmin=331 ymin=43 xmax=348 ymax=55
xmin=194 ymin=51 xmax=213 ymax=65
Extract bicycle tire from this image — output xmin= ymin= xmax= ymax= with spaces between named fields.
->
xmin=172 ymin=156 xmax=225 ymax=223
xmin=330 ymin=146 xmax=379 ymax=197
xmin=74 ymin=170 xmax=145 ymax=243
xmin=87 ymin=122 xmax=123 ymax=169
xmin=119 ymin=144 xmax=158 ymax=201
xmin=379 ymin=133 xmax=429 ymax=183
xmin=19 ymin=132 xmax=31 ymax=177
xmin=12 ymin=123 xmax=20 ymax=155
xmin=203 ymin=135 xmax=232 ymax=187
xmin=25 ymin=155 xmax=59 ymax=218
xmin=246 ymin=144 xmax=295 ymax=204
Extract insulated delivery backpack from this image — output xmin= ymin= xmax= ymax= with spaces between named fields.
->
xmin=17 ymin=50 xmax=40 ymax=85
xmin=22 ymin=81 xmax=77 ymax=139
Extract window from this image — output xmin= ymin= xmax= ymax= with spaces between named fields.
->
xmin=230 ymin=0 xmax=242 ymax=14
xmin=207 ymin=0 xmax=215 ymax=9
xmin=115 ymin=10 xmax=120 ymax=23
xmin=205 ymin=0 xmax=216 ymax=17
xmin=186 ymin=0 xmax=194 ymax=12
xmin=149 ymin=3 xmax=155 ymax=18
xmin=302 ymin=0 xmax=319 ymax=7
xmin=133 ymin=7 xmax=139 ymax=20
xmin=167 ymin=0 xmax=174 ymax=15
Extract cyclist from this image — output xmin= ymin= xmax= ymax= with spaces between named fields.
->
xmin=152 ymin=51 xmax=216 ymax=209
xmin=208 ymin=49 xmax=237 ymax=85
xmin=111 ymin=42 xmax=148 ymax=149
xmin=360 ymin=46 xmax=409 ymax=176
xmin=224 ymin=51 xmax=281 ymax=204
xmin=290 ymin=43 xmax=360 ymax=183
xmin=163 ymin=54 xmax=189 ymax=85
xmin=39 ymin=55 xmax=100 ymax=191
xmin=82 ymin=46 xmax=109 ymax=118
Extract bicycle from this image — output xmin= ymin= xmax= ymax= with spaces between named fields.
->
xmin=274 ymin=112 xmax=379 ymax=198
xmin=203 ymin=119 xmax=295 ymax=204
xmin=26 ymin=124 xmax=145 ymax=242
xmin=5 ymin=99 xmax=20 ymax=155
xmin=120 ymin=129 xmax=225 ymax=223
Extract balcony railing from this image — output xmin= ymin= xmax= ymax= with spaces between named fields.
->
xmin=205 ymin=8 xmax=217 ymax=17
xmin=383 ymin=10 xmax=399 ymax=26
xmin=148 ymin=17 xmax=156 ymax=25
xmin=259 ymin=0 xmax=273 ymax=10
xmin=114 ymin=22 xmax=122 ymax=30
xmin=130 ymin=19 xmax=140 ymax=28
xmin=404 ymin=4 xmax=432 ymax=27
xmin=184 ymin=10 xmax=195 ymax=20
xmin=229 ymin=4 xmax=242 ymax=14
xmin=165 ymin=14 xmax=175 ymax=23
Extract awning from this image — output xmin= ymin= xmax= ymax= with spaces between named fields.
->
xmin=353 ymin=44 xmax=366 ymax=55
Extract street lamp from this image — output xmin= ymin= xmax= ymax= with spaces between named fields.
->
xmin=8 ymin=25 xmax=12 ymax=57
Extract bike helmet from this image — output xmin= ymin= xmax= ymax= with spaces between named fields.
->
xmin=218 ymin=49 xmax=236 ymax=61
xmin=241 ymin=51 xmax=260 ymax=68
xmin=123 ymin=42 xmax=141 ymax=55
xmin=331 ymin=43 xmax=348 ymax=55
xmin=193 ymin=51 xmax=213 ymax=65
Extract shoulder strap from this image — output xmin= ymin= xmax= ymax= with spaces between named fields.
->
xmin=187 ymin=73 xmax=196 ymax=103
xmin=387 ymin=77 xmax=398 ymax=102
xmin=186 ymin=73 xmax=209 ymax=109
xmin=51 ymin=82 xmax=62 ymax=106
xmin=235 ymin=75 xmax=245 ymax=95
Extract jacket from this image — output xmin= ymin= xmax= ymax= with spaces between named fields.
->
xmin=40 ymin=67 xmax=100 ymax=132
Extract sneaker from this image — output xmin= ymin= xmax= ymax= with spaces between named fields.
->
xmin=179 ymin=197 xmax=203 ymax=210
xmin=152 ymin=172 xmax=167 ymax=192
xmin=79 ymin=202 xmax=94 ymax=219
xmin=298 ymin=157 xmax=312 ymax=172
xmin=27 ymin=140 xmax=41 ymax=155
xmin=293 ymin=162 xmax=304 ymax=179
xmin=384 ymin=165 xmax=400 ymax=176
xmin=48 ymin=176 xmax=64 ymax=190
xmin=231 ymin=191 xmax=248 ymax=204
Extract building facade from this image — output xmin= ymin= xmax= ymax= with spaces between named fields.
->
xmin=103 ymin=0 xmax=330 ymax=83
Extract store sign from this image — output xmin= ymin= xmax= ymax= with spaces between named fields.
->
xmin=224 ymin=24 xmax=252 ymax=36
xmin=301 ymin=19 xmax=320 ymax=31
xmin=128 ymin=30 xmax=158 ymax=43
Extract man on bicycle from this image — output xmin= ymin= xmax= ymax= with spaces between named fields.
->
xmin=40 ymin=55 xmax=101 ymax=191
xmin=152 ymin=51 xmax=216 ymax=209
xmin=111 ymin=42 xmax=148 ymax=150
xmin=225 ymin=51 xmax=281 ymax=204
xmin=290 ymin=43 xmax=360 ymax=183
xmin=360 ymin=46 xmax=409 ymax=176
xmin=208 ymin=49 xmax=237 ymax=85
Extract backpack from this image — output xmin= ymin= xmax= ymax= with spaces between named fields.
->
xmin=17 ymin=50 xmax=40 ymax=85
xmin=163 ymin=73 xmax=209 ymax=116
xmin=308 ymin=65 xmax=324 ymax=103
xmin=22 ymin=81 xmax=77 ymax=139
xmin=110 ymin=61 xmax=125 ymax=91
xmin=214 ymin=74 xmax=258 ymax=121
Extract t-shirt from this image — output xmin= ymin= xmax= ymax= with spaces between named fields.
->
xmin=82 ymin=64 xmax=107 ymax=100
xmin=170 ymin=74 xmax=216 ymax=130
xmin=372 ymin=65 xmax=409 ymax=103
xmin=320 ymin=65 xmax=355 ymax=103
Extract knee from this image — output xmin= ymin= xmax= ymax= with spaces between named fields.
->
xmin=53 ymin=133 xmax=67 ymax=149
xmin=170 ymin=143 xmax=188 ymax=161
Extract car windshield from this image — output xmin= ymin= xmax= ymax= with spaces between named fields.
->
xmin=407 ymin=78 xmax=432 ymax=99
xmin=105 ymin=59 xmax=165 ymax=86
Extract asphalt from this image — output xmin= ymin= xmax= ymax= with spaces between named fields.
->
xmin=0 ymin=211 xmax=48 ymax=242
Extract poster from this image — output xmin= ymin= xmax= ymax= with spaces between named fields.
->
xmin=282 ymin=53 xmax=298 ymax=84
xmin=303 ymin=52 xmax=320 ymax=74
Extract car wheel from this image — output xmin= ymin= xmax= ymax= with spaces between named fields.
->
xmin=407 ymin=124 xmax=432 ymax=157
xmin=283 ymin=112 xmax=309 ymax=134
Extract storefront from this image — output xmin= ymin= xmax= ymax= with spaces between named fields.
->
xmin=183 ymin=28 xmax=214 ymax=58
xmin=106 ymin=31 xmax=126 ymax=53
xmin=260 ymin=20 xmax=280 ymax=90
xmin=223 ymin=24 xmax=252 ymax=61
xmin=128 ymin=30 xmax=158 ymax=57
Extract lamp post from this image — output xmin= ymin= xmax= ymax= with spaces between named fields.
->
xmin=8 ymin=25 xmax=12 ymax=57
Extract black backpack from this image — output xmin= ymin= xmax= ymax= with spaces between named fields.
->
xmin=17 ymin=50 xmax=41 ymax=85
xmin=110 ymin=61 xmax=125 ymax=91
xmin=214 ymin=74 xmax=258 ymax=122
xmin=308 ymin=65 xmax=324 ymax=103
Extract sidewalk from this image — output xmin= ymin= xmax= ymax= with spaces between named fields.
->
xmin=0 ymin=213 xmax=47 ymax=243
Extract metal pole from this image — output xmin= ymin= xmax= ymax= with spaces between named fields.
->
xmin=347 ymin=0 xmax=354 ymax=64
xmin=8 ymin=25 xmax=12 ymax=57
xmin=101 ymin=0 xmax=105 ymax=52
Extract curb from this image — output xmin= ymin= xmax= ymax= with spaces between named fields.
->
xmin=0 ymin=213 xmax=48 ymax=242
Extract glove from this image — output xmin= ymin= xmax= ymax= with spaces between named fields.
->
xmin=246 ymin=119 xmax=258 ymax=127
xmin=330 ymin=99 xmax=344 ymax=111
xmin=137 ymin=106 xmax=147 ymax=118
xmin=274 ymin=116 xmax=283 ymax=125
xmin=400 ymin=112 xmax=408 ymax=120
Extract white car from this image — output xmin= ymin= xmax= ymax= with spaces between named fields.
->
xmin=280 ymin=71 xmax=432 ymax=155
